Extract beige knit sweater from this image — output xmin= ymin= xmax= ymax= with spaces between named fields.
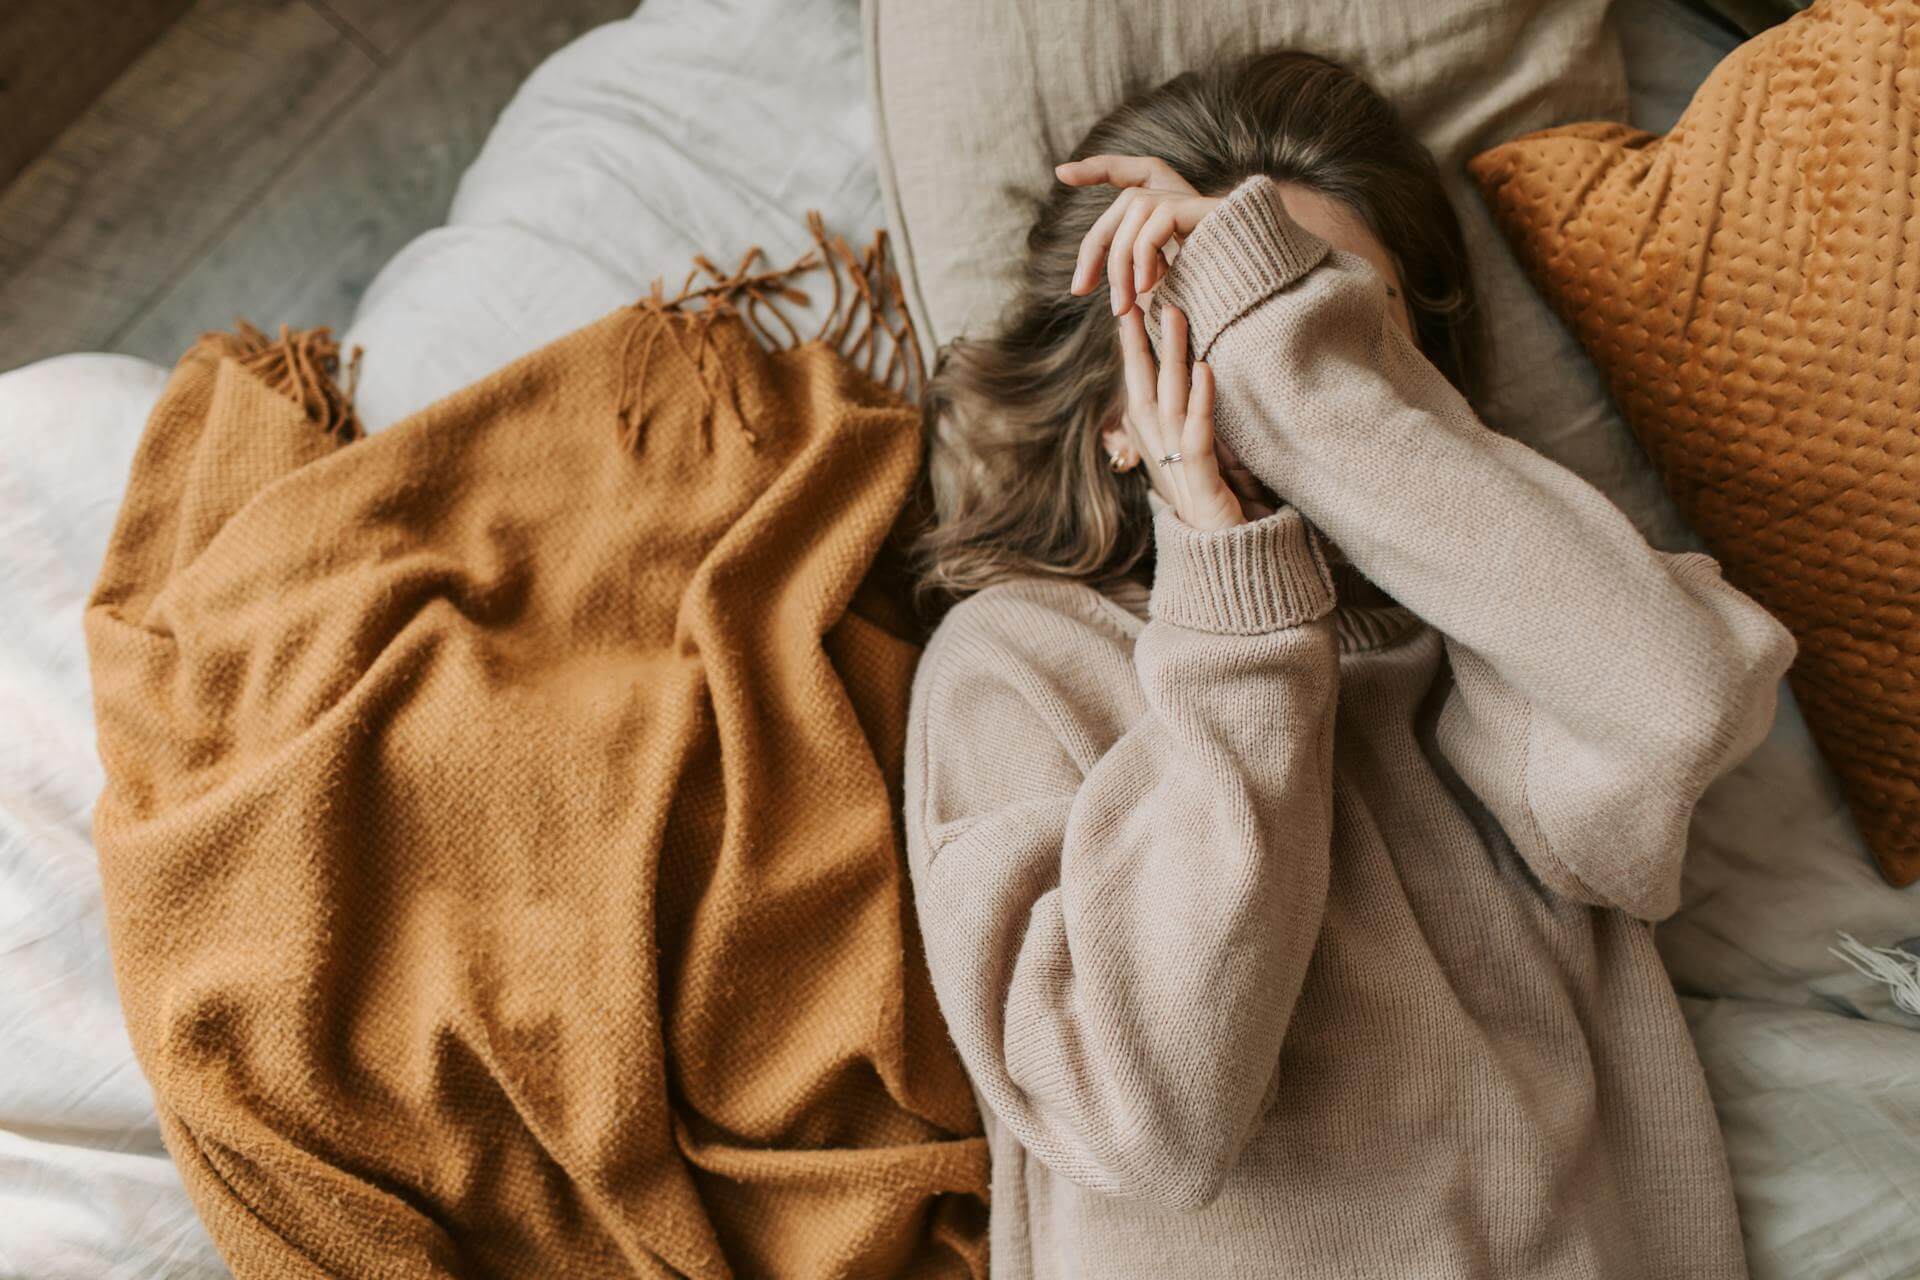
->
xmin=902 ymin=175 xmax=1797 ymax=1278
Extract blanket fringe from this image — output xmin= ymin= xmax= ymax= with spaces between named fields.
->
xmin=615 ymin=213 xmax=923 ymax=453
xmin=202 ymin=320 xmax=364 ymax=441
xmin=1830 ymin=931 xmax=1920 ymax=1016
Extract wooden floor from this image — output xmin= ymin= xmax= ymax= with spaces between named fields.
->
xmin=0 ymin=0 xmax=635 ymax=375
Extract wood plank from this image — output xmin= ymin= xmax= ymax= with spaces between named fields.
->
xmin=113 ymin=0 xmax=635 ymax=368
xmin=0 ymin=0 xmax=194 ymax=188
xmin=0 ymin=0 xmax=377 ymax=372
xmin=304 ymin=0 xmax=450 ymax=63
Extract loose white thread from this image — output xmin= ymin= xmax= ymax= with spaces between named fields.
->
xmin=1829 ymin=932 xmax=1920 ymax=1016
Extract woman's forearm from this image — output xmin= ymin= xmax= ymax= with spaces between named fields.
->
xmin=1149 ymin=176 xmax=1797 ymax=917
xmin=906 ymin=501 xmax=1339 ymax=1209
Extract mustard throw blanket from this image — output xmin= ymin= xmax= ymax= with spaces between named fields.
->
xmin=83 ymin=228 xmax=989 ymax=1277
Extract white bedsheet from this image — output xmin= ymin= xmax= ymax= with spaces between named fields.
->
xmin=341 ymin=0 xmax=888 ymax=431
xmin=0 ymin=0 xmax=1912 ymax=1275
xmin=0 ymin=355 xmax=225 ymax=1279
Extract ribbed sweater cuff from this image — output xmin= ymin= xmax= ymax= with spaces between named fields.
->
xmin=1149 ymin=502 xmax=1336 ymax=635
xmin=1150 ymin=175 xmax=1330 ymax=360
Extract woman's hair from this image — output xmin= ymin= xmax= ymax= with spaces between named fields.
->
xmin=911 ymin=48 xmax=1485 ymax=612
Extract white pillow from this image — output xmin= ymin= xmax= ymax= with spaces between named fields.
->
xmin=344 ymin=0 xmax=886 ymax=432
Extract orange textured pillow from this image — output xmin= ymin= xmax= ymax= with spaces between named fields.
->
xmin=1469 ymin=0 xmax=1918 ymax=887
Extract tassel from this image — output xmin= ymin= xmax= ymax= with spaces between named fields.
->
xmin=613 ymin=212 xmax=921 ymax=452
xmin=1829 ymin=932 xmax=1920 ymax=1016
xmin=204 ymin=320 xmax=364 ymax=440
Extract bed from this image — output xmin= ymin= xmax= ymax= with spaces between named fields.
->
xmin=0 ymin=0 xmax=1912 ymax=1275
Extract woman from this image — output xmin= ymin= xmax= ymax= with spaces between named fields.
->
xmin=901 ymin=49 xmax=1793 ymax=1278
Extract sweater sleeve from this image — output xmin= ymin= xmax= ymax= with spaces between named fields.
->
xmin=1147 ymin=174 xmax=1798 ymax=923
xmin=903 ymin=501 xmax=1339 ymax=1211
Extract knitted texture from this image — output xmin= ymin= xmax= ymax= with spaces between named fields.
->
xmin=83 ymin=241 xmax=987 ymax=1277
xmin=1147 ymin=499 xmax=1337 ymax=634
xmin=1468 ymin=0 xmax=1920 ymax=886
xmin=903 ymin=177 xmax=1797 ymax=1277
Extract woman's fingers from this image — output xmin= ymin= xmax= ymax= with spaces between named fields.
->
xmin=1158 ymin=306 xmax=1190 ymax=437
xmin=1070 ymin=188 xmax=1222 ymax=303
xmin=1071 ymin=188 xmax=1136 ymax=296
xmin=1184 ymin=360 xmax=1215 ymax=461
xmin=1114 ymin=305 xmax=1244 ymax=528
xmin=1135 ymin=204 xmax=1178 ymax=298
xmin=1060 ymin=152 xmax=1193 ymax=297
xmin=1107 ymin=197 xmax=1155 ymax=314
xmin=1214 ymin=433 xmax=1276 ymax=517
xmin=1054 ymin=154 xmax=1193 ymax=194
xmin=1182 ymin=362 xmax=1243 ymax=528
xmin=1116 ymin=306 xmax=1163 ymax=460
xmin=1057 ymin=155 xmax=1223 ymax=304
xmin=1158 ymin=307 xmax=1192 ymax=509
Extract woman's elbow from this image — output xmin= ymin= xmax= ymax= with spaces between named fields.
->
xmin=1104 ymin=1075 xmax=1288 ymax=1210
xmin=1655 ymin=558 xmax=1797 ymax=769
xmin=1736 ymin=601 xmax=1798 ymax=696
xmin=1097 ymin=1132 xmax=1235 ymax=1212
xmin=1014 ymin=1094 xmax=1244 ymax=1211
xmin=1148 ymin=1164 xmax=1232 ymax=1213
xmin=1613 ymin=621 xmax=1793 ymax=922
xmin=1692 ymin=610 xmax=1795 ymax=778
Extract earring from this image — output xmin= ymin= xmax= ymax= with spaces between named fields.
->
xmin=1108 ymin=449 xmax=1131 ymax=472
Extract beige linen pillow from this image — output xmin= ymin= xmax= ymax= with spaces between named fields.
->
xmin=862 ymin=0 xmax=1690 ymax=548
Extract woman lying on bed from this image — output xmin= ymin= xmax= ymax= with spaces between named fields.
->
xmin=900 ymin=48 xmax=1794 ymax=1279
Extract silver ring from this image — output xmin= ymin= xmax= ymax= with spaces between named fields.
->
xmin=1157 ymin=451 xmax=1183 ymax=465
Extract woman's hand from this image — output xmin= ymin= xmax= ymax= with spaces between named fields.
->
xmin=1066 ymin=154 xmax=1281 ymax=527
xmin=1118 ymin=302 xmax=1261 ymax=532
xmin=1056 ymin=155 xmax=1222 ymax=314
